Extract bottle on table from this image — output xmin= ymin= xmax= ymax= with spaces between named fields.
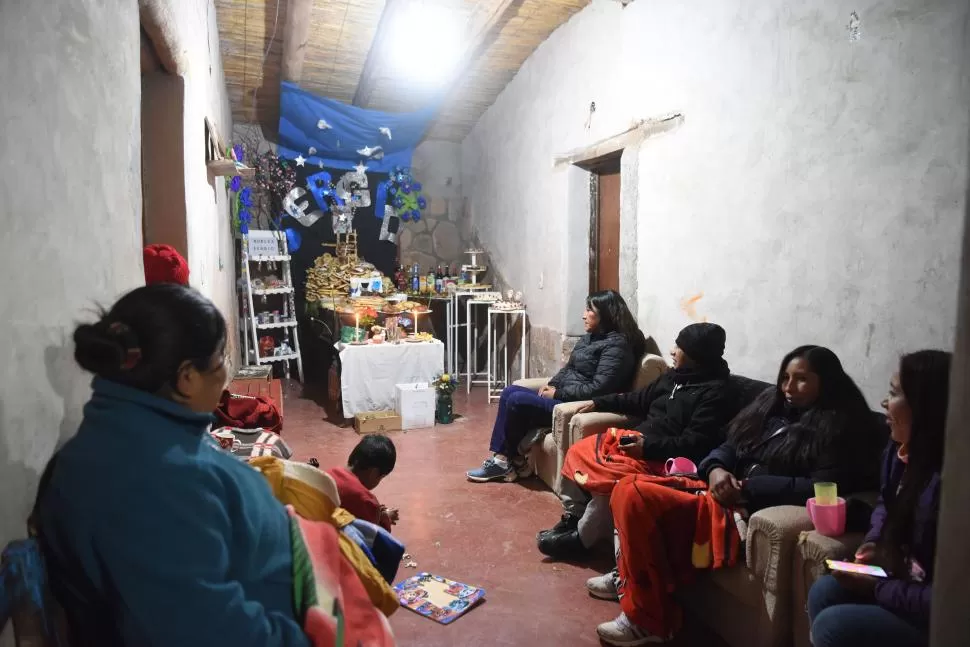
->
xmin=411 ymin=264 xmax=420 ymax=293
xmin=434 ymin=265 xmax=444 ymax=294
xmin=427 ymin=266 xmax=436 ymax=294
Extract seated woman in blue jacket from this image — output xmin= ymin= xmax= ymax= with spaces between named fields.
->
xmin=807 ymin=350 xmax=950 ymax=647
xmin=467 ymin=290 xmax=651 ymax=483
xmin=35 ymin=284 xmax=310 ymax=647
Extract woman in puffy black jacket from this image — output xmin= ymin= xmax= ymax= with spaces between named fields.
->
xmin=466 ymin=290 xmax=652 ymax=483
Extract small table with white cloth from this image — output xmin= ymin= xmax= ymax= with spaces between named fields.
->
xmin=335 ymin=340 xmax=444 ymax=417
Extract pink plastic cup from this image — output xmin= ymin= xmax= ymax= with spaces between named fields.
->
xmin=664 ymin=457 xmax=698 ymax=476
xmin=806 ymin=497 xmax=846 ymax=537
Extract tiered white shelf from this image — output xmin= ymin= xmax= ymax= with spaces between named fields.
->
xmin=239 ymin=231 xmax=304 ymax=382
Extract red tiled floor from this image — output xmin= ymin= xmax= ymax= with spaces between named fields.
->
xmin=281 ymin=381 xmax=726 ymax=647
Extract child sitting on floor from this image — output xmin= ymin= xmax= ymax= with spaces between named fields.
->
xmin=327 ymin=434 xmax=399 ymax=532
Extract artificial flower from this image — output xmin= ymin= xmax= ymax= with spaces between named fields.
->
xmin=240 ymin=186 xmax=254 ymax=208
xmin=230 ymin=176 xmax=242 ymax=192
xmin=232 ymin=144 xmax=245 ymax=163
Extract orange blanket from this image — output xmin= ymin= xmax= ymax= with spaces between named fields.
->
xmin=561 ymin=428 xmax=666 ymax=496
xmin=611 ymin=474 xmax=741 ymax=638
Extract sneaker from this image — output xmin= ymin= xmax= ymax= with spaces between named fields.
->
xmin=536 ymin=513 xmax=579 ymax=540
xmin=537 ymin=529 xmax=590 ymax=561
xmin=596 ymin=613 xmax=667 ymax=646
xmin=466 ymin=457 xmax=514 ymax=483
xmin=586 ymin=569 xmax=619 ymax=601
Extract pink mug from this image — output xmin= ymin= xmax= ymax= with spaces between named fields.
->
xmin=665 ymin=457 xmax=697 ymax=476
xmin=806 ymin=497 xmax=846 ymax=537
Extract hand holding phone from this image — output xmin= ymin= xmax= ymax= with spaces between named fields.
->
xmin=826 ymin=559 xmax=887 ymax=578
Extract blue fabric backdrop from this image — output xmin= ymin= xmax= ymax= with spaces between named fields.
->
xmin=277 ymin=82 xmax=441 ymax=173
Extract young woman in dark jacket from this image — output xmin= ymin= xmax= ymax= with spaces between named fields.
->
xmin=808 ymin=350 xmax=950 ymax=647
xmin=467 ymin=290 xmax=649 ymax=483
xmin=698 ymin=345 xmax=884 ymax=512
xmin=589 ymin=345 xmax=883 ymax=647
xmin=536 ymin=323 xmax=740 ymax=560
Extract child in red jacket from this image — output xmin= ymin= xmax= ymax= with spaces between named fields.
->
xmin=327 ymin=435 xmax=398 ymax=531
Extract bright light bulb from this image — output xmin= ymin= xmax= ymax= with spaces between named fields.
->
xmin=385 ymin=2 xmax=465 ymax=85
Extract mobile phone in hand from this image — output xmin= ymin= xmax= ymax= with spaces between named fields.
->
xmin=826 ymin=559 xmax=888 ymax=578
xmin=619 ymin=435 xmax=639 ymax=446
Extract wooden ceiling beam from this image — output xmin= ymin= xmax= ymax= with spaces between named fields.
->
xmin=281 ymin=0 xmax=313 ymax=83
xmin=352 ymin=0 xmax=405 ymax=107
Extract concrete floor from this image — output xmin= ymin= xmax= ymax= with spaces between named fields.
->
xmin=282 ymin=382 xmax=726 ymax=647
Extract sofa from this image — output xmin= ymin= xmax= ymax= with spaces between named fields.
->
xmin=514 ymin=365 xmax=875 ymax=647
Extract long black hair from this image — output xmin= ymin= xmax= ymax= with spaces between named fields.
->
xmin=586 ymin=290 xmax=648 ymax=359
xmin=727 ymin=345 xmax=871 ymax=470
xmin=73 ymin=283 xmax=227 ymax=396
xmin=881 ymin=350 xmax=951 ymax=569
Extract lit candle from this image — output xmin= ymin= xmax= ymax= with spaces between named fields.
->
xmin=355 ymin=313 xmax=360 ymax=341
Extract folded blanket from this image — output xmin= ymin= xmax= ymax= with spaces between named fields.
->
xmin=288 ymin=509 xmax=396 ymax=647
xmin=341 ymin=519 xmax=405 ymax=584
xmin=251 ymin=457 xmax=399 ymax=616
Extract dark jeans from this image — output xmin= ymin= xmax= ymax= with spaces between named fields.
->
xmin=807 ymin=575 xmax=927 ymax=647
xmin=488 ymin=385 xmax=561 ymax=457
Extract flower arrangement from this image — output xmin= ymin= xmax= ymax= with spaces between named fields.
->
xmin=356 ymin=306 xmax=379 ymax=330
xmin=387 ymin=166 xmax=427 ymax=222
xmin=432 ymin=373 xmax=458 ymax=395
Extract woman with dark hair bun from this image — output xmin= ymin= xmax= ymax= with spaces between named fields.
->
xmin=35 ymin=284 xmax=311 ymax=647
xmin=467 ymin=290 xmax=651 ymax=483
xmin=807 ymin=350 xmax=951 ymax=647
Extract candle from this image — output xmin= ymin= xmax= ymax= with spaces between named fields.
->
xmin=355 ymin=313 xmax=360 ymax=342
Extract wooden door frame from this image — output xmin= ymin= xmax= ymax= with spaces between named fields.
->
xmin=582 ymin=152 xmax=622 ymax=295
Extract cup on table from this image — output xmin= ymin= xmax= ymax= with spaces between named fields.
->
xmin=213 ymin=430 xmax=238 ymax=452
xmin=806 ymin=496 xmax=846 ymax=537
xmin=664 ymin=457 xmax=697 ymax=476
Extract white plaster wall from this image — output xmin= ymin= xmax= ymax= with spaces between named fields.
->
xmin=462 ymin=0 xmax=969 ymax=402
xmin=0 ymin=0 xmax=142 ymax=551
xmin=171 ymin=0 xmax=239 ymax=357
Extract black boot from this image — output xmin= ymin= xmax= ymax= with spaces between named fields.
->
xmin=536 ymin=513 xmax=579 ymax=540
xmin=537 ymin=529 xmax=589 ymax=561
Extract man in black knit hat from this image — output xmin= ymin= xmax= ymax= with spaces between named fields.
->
xmin=537 ymin=322 xmax=741 ymax=561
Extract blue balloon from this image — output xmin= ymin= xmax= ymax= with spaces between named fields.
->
xmin=400 ymin=210 xmax=411 ymax=222
xmin=411 ymin=210 xmax=421 ymax=221
xmin=412 ymin=182 xmax=422 ymax=192
xmin=417 ymin=196 xmax=427 ymax=209
xmin=285 ymin=227 xmax=302 ymax=252
xmin=403 ymin=185 xmax=411 ymax=194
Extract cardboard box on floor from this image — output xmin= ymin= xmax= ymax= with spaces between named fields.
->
xmin=354 ymin=410 xmax=402 ymax=435
xmin=395 ymin=383 xmax=435 ymax=430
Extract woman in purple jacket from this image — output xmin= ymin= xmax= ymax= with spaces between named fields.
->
xmin=808 ymin=349 xmax=951 ymax=647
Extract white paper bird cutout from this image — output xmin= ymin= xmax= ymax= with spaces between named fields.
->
xmin=317 ymin=119 xmax=331 ymax=130
xmin=355 ymin=161 xmax=369 ymax=175
xmin=356 ymin=145 xmax=384 ymax=158
xmin=379 ymin=127 xmax=392 ymax=140
xmin=294 ymin=154 xmax=306 ymax=167
xmin=308 ymin=147 xmax=317 ymax=155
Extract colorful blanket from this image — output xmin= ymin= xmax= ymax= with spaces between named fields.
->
xmin=289 ymin=511 xmax=396 ymax=647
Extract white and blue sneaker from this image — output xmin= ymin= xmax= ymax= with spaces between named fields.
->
xmin=466 ymin=457 xmax=515 ymax=483
xmin=596 ymin=612 xmax=668 ymax=645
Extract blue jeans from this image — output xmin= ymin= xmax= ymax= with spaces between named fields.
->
xmin=807 ymin=575 xmax=927 ymax=647
xmin=488 ymin=385 xmax=561 ymax=457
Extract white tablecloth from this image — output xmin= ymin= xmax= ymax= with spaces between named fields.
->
xmin=336 ymin=340 xmax=444 ymax=417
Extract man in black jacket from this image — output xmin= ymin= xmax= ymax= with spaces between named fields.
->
xmin=538 ymin=323 xmax=741 ymax=560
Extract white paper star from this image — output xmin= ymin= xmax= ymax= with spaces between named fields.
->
xmin=317 ymin=119 xmax=331 ymax=130
xmin=379 ymin=127 xmax=392 ymax=140
xmin=357 ymin=145 xmax=383 ymax=157
xmin=295 ymin=154 xmax=306 ymax=167
xmin=308 ymin=146 xmax=317 ymax=155
xmin=354 ymin=161 xmax=369 ymax=175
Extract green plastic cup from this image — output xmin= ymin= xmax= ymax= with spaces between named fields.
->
xmin=814 ymin=482 xmax=838 ymax=506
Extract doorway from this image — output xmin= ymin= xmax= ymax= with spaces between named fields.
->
xmin=586 ymin=152 xmax=622 ymax=293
